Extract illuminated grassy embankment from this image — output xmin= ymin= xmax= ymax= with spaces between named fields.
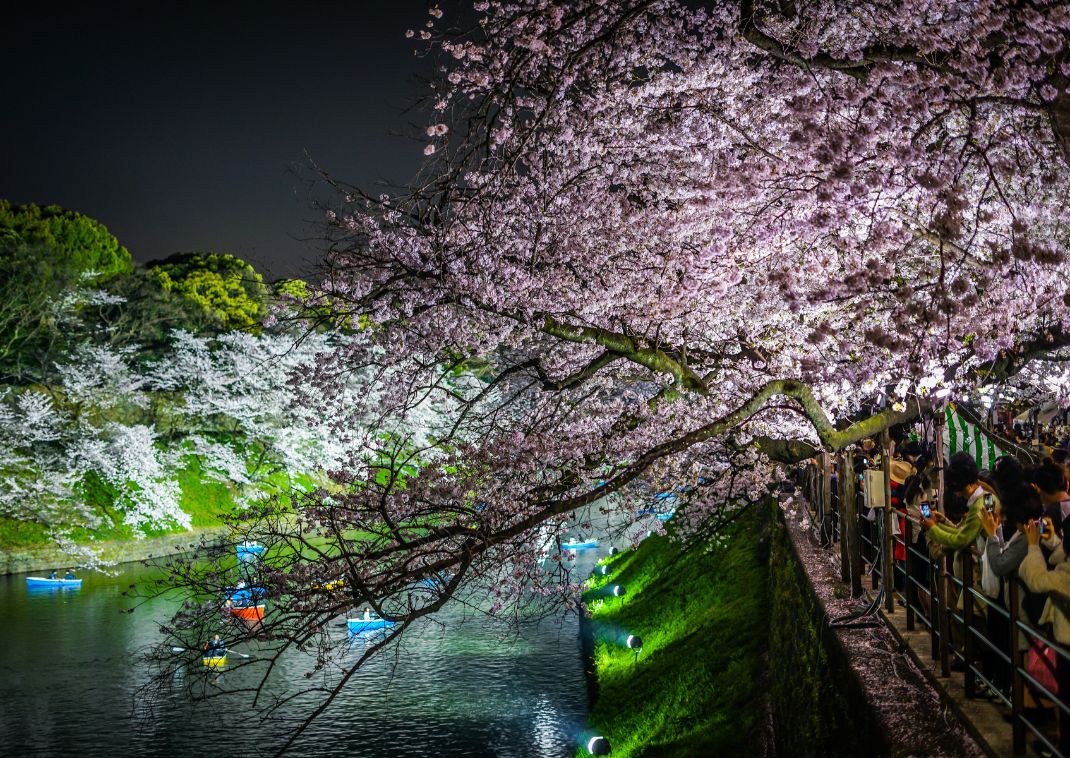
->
xmin=581 ymin=508 xmax=769 ymax=756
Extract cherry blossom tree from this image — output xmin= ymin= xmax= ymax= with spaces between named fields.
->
xmin=154 ymin=1 xmax=1070 ymax=748
xmin=0 ymin=323 xmax=396 ymax=547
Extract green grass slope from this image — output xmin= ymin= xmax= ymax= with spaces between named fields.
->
xmin=581 ymin=509 xmax=769 ymax=756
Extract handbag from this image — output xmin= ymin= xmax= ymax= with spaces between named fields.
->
xmin=980 ymin=543 xmax=1001 ymax=599
xmin=1026 ymin=640 xmax=1059 ymax=697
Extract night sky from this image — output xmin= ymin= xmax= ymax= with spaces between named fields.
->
xmin=1 ymin=1 xmax=438 ymax=278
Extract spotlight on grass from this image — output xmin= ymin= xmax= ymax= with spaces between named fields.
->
xmin=587 ymin=735 xmax=611 ymax=755
xmin=609 ymin=547 xmax=620 ymax=556
xmin=611 ymin=584 xmax=626 ymax=597
xmin=626 ymin=633 xmax=643 ymax=663
xmin=597 ymin=565 xmax=609 ymax=576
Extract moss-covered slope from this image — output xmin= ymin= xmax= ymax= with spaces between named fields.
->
xmin=581 ymin=508 xmax=770 ymax=756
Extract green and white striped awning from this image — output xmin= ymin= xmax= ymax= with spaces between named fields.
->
xmin=943 ymin=404 xmax=1002 ymax=471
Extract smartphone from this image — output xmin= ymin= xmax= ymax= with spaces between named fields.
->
xmin=920 ymin=503 xmax=931 ymax=519
xmin=984 ymin=494 xmax=995 ymax=513
xmin=1040 ymin=519 xmax=1046 ymax=537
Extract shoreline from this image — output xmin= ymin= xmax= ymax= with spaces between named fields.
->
xmin=0 ymin=526 xmax=228 ymax=575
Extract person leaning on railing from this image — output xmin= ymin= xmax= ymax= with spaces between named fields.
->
xmin=1019 ymin=517 xmax=1070 ymax=755
xmin=920 ymin=453 xmax=1000 ymax=653
xmin=979 ymin=482 xmax=1045 ymax=694
xmin=920 ymin=453 xmax=999 ymax=552
xmin=1035 ymin=461 xmax=1070 ymax=535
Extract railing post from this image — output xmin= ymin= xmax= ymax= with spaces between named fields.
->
xmin=939 ymin=552 xmax=952 ymax=677
xmin=905 ymin=518 xmax=916 ymax=631
xmin=843 ymin=452 xmax=863 ymax=597
xmin=837 ymin=452 xmax=849 ymax=584
xmin=832 ymin=453 xmax=842 ymax=545
xmin=935 ymin=407 xmax=946 ymax=517
xmin=929 ymin=547 xmax=940 ymax=661
xmin=1009 ymin=578 xmax=1026 ymax=755
xmin=881 ymin=429 xmax=895 ymax=613
xmin=869 ymin=479 xmax=879 ymax=590
xmin=821 ymin=452 xmax=833 ymax=548
xmin=810 ymin=462 xmax=819 ymax=525
xmin=962 ymin=550 xmax=976 ymax=698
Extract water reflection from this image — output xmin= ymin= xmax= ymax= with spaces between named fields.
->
xmin=0 ymin=560 xmax=592 ymax=757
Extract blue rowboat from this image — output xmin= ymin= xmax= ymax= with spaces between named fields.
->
xmin=26 ymin=576 xmax=82 ymax=588
xmin=347 ymin=616 xmax=396 ymax=634
xmin=236 ymin=542 xmax=265 ymax=561
xmin=561 ymin=539 xmax=598 ymax=550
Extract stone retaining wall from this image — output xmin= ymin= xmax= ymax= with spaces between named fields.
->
xmin=774 ymin=501 xmax=985 ymax=757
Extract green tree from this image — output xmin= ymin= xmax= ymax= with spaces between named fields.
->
xmin=0 ymin=201 xmax=132 ymax=278
xmin=0 ymin=242 xmax=81 ymax=381
xmin=89 ymin=268 xmax=220 ymax=354
xmin=147 ymin=253 xmax=269 ymax=330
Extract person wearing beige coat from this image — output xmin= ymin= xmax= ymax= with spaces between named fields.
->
xmin=1018 ymin=520 xmax=1070 ymax=754
xmin=1019 ymin=523 xmax=1070 ymax=645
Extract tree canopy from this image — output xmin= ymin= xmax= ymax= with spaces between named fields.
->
xmin=155 ymin=0 xmax=1070 ymax=747
xmin=0 ymin=201 xmax=132 ymax=278
xmin=148 ymin=252 xmax=269 ymax=330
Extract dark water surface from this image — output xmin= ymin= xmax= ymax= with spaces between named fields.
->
xmin=0 ymin=558 xmax=593 ymax=757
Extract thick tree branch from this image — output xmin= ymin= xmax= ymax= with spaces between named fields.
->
xmin=525 ymin=350 xmax=622 ymax=391
xmin=737 ymin=0 xmax=940 ymax=78
xmin=541 ymin=315 xmax=709 ymax=393
xmin=755 ymin=436 xmax=818 ymax=463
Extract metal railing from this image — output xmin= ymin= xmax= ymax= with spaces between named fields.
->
xmin=799 ymin=457 xmax=1070 ymax=756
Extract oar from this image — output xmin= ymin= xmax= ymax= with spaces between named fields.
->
xmin=171 ymin=647 xmax=254 ymax=659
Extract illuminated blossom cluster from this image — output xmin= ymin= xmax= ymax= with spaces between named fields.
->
xmin=316 ymin=0 xmax=1070 ymax=542
xmin=159 ymin=3 xmax=1070 ymax=738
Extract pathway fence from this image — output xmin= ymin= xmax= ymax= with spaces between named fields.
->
xmin=799 ymin=450 xmax=1070 ymax=756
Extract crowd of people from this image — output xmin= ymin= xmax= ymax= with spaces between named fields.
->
xmin=847 ymin=431 xmax=1070 ymax=757
xmin=992 ymin=420 xmax=1070 ymax=461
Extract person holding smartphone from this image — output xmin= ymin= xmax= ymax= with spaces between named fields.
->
xmin=920 ymin=453 xmax=1000 ymax=657
xmin=1035 ymin=461 xmax=1070 ymax=536
xmin=1020 ymin=517 xmax=1070 ymax=754
xmin=979 ymin=483 xmax=1045 ymax=693
xmin=920 ymin=453 xmax=999 ymax=551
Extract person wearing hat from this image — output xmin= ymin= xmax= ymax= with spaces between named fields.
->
xmin=889 ymin=458 xmax=916 ymax=569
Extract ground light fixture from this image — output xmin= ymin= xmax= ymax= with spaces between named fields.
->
xmin=611 ymin=584 xmax=626 ymax=597
xmin=626 ymin=634 xmax=643 ymax=663
xmin=587 ymin=735 xmax=611 ymax=755
xmin=609 ymin=547 xmax=620 ymax=556
xmin=596 ymin=565 xmax=609 ymax=576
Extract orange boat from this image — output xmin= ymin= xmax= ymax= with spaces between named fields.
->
xmin=230 ymin=604 xmax=265 ymax=622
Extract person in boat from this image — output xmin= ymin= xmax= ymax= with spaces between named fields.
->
xmin=362 ymin=607 xmax=372 ymax=621
xmin=48 ymin=570 xmax=57 ymax=580
xmin=204 ymin=634 xmax=226 ymax=656
xmin=63 ymin=569 xmax=77 ymax=580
